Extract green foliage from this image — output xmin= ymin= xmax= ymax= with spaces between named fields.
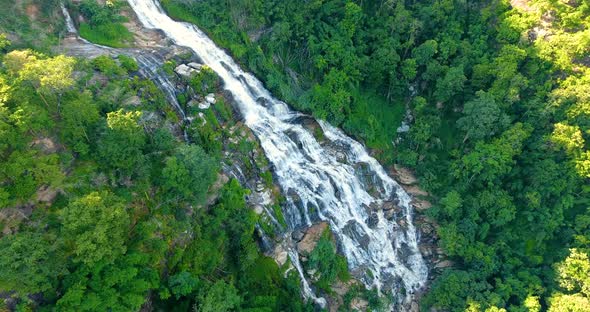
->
xmin=158 ymin=0 xmax=590 ymax=310
xmin=310 ymin=69 xmax=351 ymax=126
xmin=91 ymin=55 xmax=126 ymax=76
xmin=98 ymin=109 xmax=146 ymax=173
xmin=0 ymin=43 xmax=308 ymax=311
xmin=61 ymin=191 xmax=130 ymax=265
xmin=78 ymin=0 xmax=133 ymax=48
xmin=0 ymin=232 xmax=64 ymax=296
xmin=6 ymin=50 xmax=76 ymax=105
xmin=548 ymin=249 xmax=590 ymax=311
xmin=0 ymin=150 xmax=63 ymax=207
xmin=169 ymin=271 xmax=199 ymax=299
xmin=60 ymin=91 xmax=100 ymax=156
xmin=0 ymin=0 xmax=59 ymax=50
xmin=457 ymin=91 xmax=510 ymax=142
xmin=306 ymin=229 xmax=349 ymax=292
xmin=118 ymin=54 xmax=139 ymax=72
xmin=189 ymin=65 xmax=219 ymax=94
xmin=56 ymin=251 xmax=158 ymax=312
xmin=2 ymin=0 xmax=589 ymax=309
xmin=196 ymin=280 xmax=241 ymax=312
xmin=161 ymin=144 xmax=218 ymax=204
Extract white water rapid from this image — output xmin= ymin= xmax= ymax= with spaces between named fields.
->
xmin=126 ymin=0 xmax=428 ymax=307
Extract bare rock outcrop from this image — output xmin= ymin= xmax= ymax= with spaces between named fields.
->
xmin=296 ymin=222 xmax=329 ymax=255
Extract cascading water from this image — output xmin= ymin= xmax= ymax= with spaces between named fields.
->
xmin=126 ymin=0 xmax=428 ymax=307
xmin=60 ymin=3 xmax=77 ymax=34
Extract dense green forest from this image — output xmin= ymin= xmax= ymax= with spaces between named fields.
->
xmin=0 ymin=2 xmax=324 ymax=309
xmin=159 ymin=0 xmax=590 ymax=311
xmin=0 ymin=0 xmax=589 ymax=311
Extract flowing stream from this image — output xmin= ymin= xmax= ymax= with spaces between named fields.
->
xmin=123 ymin=0 xmax=428 ymax=307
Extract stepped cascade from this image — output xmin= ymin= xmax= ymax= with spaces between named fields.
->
xmin=126 ymin=0 xmax=428 ymax=306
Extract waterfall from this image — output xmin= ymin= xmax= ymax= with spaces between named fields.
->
xmin=126 ymin=0 xmax=428 ymax=307
xmin=60 ymin=3 xmax=77 ymax=34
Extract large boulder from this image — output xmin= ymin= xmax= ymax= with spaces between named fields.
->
xmin=175 ymin=64 xmax=196 ymax=77
xmin=205 ymin=93 xmax=216 ymax=104
xmin=434 ymin=260 xmax=454 ymax=269
xmin=403 ymin=185 xmax=429 ymax=197
xmin=187 ymin=62 xmax=203 ymax=71
xmin=412 ymin=199 xmax=432 ymax=211
xmin=392 ymin=165 xmax=418 ymax=185
xmin=198 ymin=101 xmax=210 ymax=110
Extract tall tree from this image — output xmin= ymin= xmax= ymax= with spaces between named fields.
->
xmin=98 ymin=109 xmax=146 ymax=174
xmin=161 ymin=144 xmax=218 ymax=204
xmin=0 ymin=232 xmax=64 ymax=296
xmin=61 ymin=191 xmax=130 ymax=265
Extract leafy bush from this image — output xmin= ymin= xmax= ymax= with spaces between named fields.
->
xmin=91 ymin=55 xmax=126 ymax=76
xmin=78 ymin=0 xmax=133 ymax=47
xmin=307 ymin=229 xmax=349 ymax=292
xmin=118 ymin=54 xmax=139 ymax=72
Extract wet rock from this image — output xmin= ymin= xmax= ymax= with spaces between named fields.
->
xmin=419 ymin=223 xmax=435 ymax=236
xmin=175 ymin=64 xmax=196 ymax=77
xmin=342 ymin=220 xmax=370 ymax=250
xmin=306 ymin=268 xmax=319 ymax=282
xmin=256 ymin=181 xmax=265 ymax=192
xmin=392 ymin=165 xmax=418 ymax=185
xmin=205 ymin=93 xmax=216 ymax=104
xmin=384 ymin=209 xmax=396 ymax=220
xmin=396 ymin=242 xmax=412 ymax=266
xmin=412 ymin=199 xmax=432 ymax=211
xmin=410 ymin=301 xmax=420 ymax=312
xmin=404 ymin=185 xmax=429 ymax=197
xmin=434 ymin=260 xmax=454 ymax=269
xmin=187 ymin=99 xmax=199 ymax=107
xmin=306 ymin=202 xmax=322 ymax=221
xmin=187 ymin=62 xmax=202 ymax=70
xmin=274 ymin=250 xmax=289 ymax=267
xmin=382 ymin=200 xmax=401 ymax=213
xmin=419 ymin=245 xmax=434 ymax=258
xmin=297 ymin=222 xmax=328 ymax=255
xmin=292 ymin=230 xmax=305 ymax=242
xmin=397 ymin=122 xmax=410 ymax=133
xmin=362 ymin=202 xmax=378 ymax=215
xmin=398 ymin=219 xmax=407 ymax=228
xmin=198 ymin=101 xmax=210 ymax=110
xmin=253 ymin=205 xmax=264 ymax=215
xmin=367 ymin=212 xmax=379 ymax=228
xmin=335 ymin=151 xmax=347 ymax=163
xmin=256 ymin=96 xmax=271 ymax=107
xmin=369 ymin=202 xmax=380 ymax=211
xmin=350 ymin=298 xmax=368 ymax=311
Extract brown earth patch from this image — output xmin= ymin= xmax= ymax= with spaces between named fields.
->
xmin=25 ymin=4 xmax=39 ymax=20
